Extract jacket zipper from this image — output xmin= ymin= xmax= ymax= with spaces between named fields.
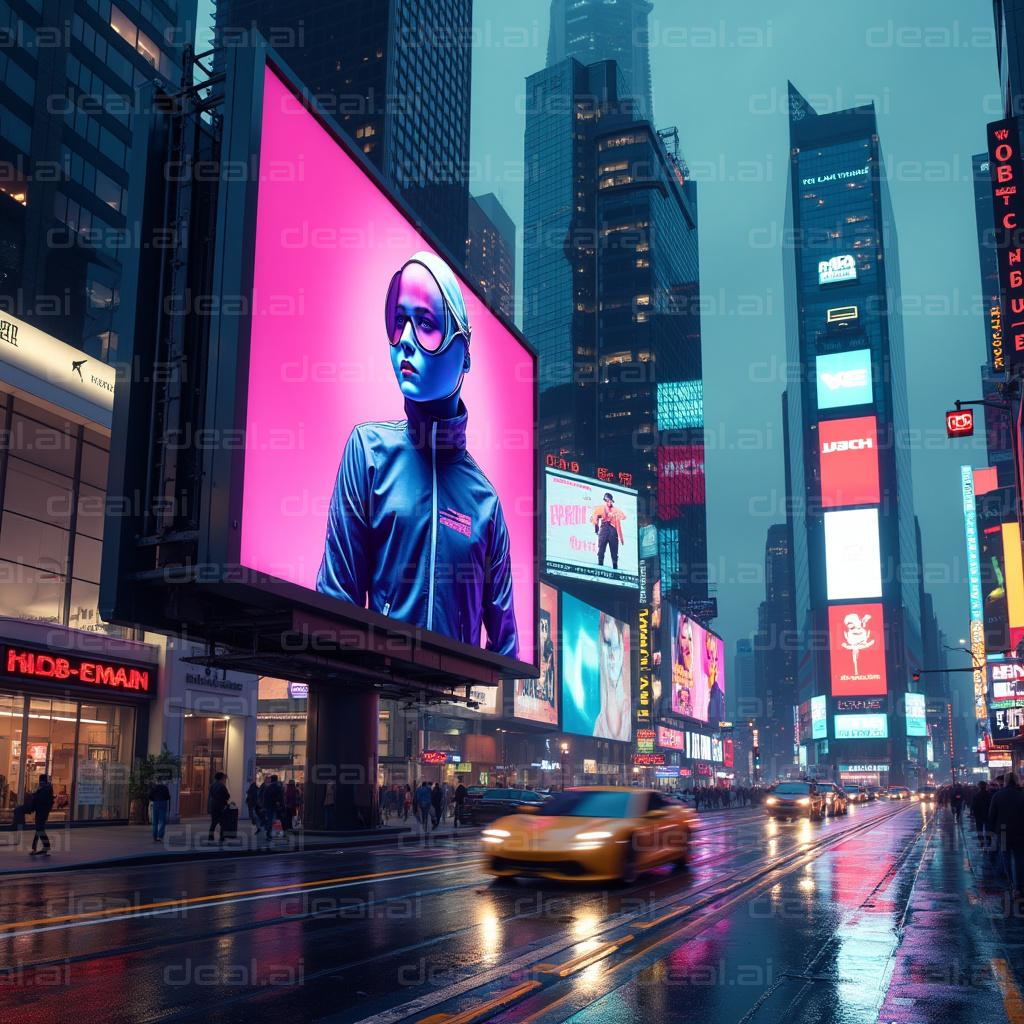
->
xmin=427 ymin=422 xmax=438 ymax=630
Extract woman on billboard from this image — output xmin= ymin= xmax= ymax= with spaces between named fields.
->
xmin=594 ymin=612 xmax=630 ymax=741
xmin=316 ymin=252 xmax=519 ymax=658
xmin=671 ymin=612 xmax=694 ymax=717
xmin=705 ymin=633 xmax=725 ymax=725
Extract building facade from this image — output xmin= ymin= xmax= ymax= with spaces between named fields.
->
xmin=466 ymin=192 xmax=515 ymax=322
xmin=214 ymin=0 xmax=472 ymax=261
xmin=784 ymin=83 xmax=926 ymax=788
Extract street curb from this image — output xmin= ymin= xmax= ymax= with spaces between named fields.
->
xmin=0 ymin=826 xmax=481 ymax=875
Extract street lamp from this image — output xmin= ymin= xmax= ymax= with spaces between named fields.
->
xmin=559 ymin=741 xmax=569 ymax=791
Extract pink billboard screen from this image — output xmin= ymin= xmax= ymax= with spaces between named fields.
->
xmin=669 ymin=609 xmax=726 ymax=724
xmin=239 ymin=66 xmax=536 ymax=667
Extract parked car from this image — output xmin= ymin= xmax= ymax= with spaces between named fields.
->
xmin=820 ymin=782 xmax=849 ymax=816
xmin=483 ymin=787 xmax=695 ymax=884
xmin=764 ymin=781 xmax=828 ymax=820
xmin=464 ymin=788 xmax=548 ymax=826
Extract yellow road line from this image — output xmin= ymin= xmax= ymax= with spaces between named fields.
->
xmin=417 ymin=980 xmax=542 ymax=1024
xmin=994 ymin=958 xmax=1024 ymax=1024
xmin=0 ymin=858 xmax=482 ymax=933
xmin=540 ymin=935 xmax=634 ymax=978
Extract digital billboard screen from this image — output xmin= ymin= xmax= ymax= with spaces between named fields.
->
xmin=561 ymin=592 xmax=632 ymax=742
xmin=513 ymin=583 xmax=559 ymax=725
xmin=828 ymin=603 xmax=887 ymax=695
xmin=824 ymin=509 xmax=882 ymax=601
xmin=819 ymin=416 xmax=880 ymax=509
xmin=815 ymin=349 xmax=873 ymax=411
xmin=545 ymin=468 xmax=639 ymax=589
xmin=833 ymin=713 xmax=888 ymax=740
xmin=811 ymin=694 xmax=828 ymax=739
xmin=669 ymin=609 xmax=726 ymax=724
xmin=656 ymin=446 xmax=705 ymax=519
xmin=235 ymin=64 xmax=537 ymax=673
xmin=905 ymin=692 xmax=927 ymax=737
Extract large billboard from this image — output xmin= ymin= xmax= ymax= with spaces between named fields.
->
xmin=815 ymin=349 xmax=873 ymax=411
xmin=824 ymin=509 xmax=882 ymax=601
xmin=232 ymin=63 xmax=537 ymax=671
xmin=819 ymin=416 xmax=880 ymax=508
xmin=669 ymin=609 xmax=726 ymax=724
xmin=905 ymin=692 xmax=928 ymax=737
xmin=987 ymin=117 xmax=1024 ymax=370
xmin=561 ymin=592 xmax=632 ymax=742
xmin=513 ymin=583 xmax=559 ymax=725
xmin=828 ymin=603 xmax=887 ymax=695
xmin=834 ymin=713 xmax=888 ymax=740
xmin=545 ymin=468 xmax=639 ymax=588
xmin=657 ymin=446 xmax=705 ymax=519
xmin=811 ymin=694 xmax=828 ymax=739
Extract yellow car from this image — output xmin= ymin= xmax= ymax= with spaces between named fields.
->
xmin=482 ymin=787 xmax=695 ymax=884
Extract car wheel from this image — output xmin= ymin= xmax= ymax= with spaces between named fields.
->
xmin=620 ymin=842 xmax=638 ymax=885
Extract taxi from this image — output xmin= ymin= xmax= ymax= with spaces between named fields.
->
xmin=482 ymin=787 xmax=695 ymax=884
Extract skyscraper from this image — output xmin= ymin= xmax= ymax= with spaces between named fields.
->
xmin=523 ymin=57 xmax=706 ymax=602
xmin=547 ymin=0 xmax=654 ymax=119
xmin=466 ymin=193 xmax=515 ymax=322
xmin=0 ymin=0 xmax=198 ymax=357
xmin=995 ymin=0 xmax=1024 ymax=117
xmin=784 ymin=83 xmax=925 ymax=787
xmin=214 ymin=0 xmax=472 ymax=260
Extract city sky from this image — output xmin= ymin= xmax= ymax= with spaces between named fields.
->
xmin=470 ymin=0 xmax=999 ymax=724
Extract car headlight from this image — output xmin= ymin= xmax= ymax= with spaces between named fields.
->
xmin=798 ymin=797 xmax=810 ymax=806
xmin=575 ymin=830 xmax=613 ymax=841
xmin=766 ymin=797 xmax=777 ymax=805
xmin=482 ymin=828 xmax=510 ymax=842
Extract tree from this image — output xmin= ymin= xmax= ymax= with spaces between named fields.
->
xmin=128 ymin=745 xmax=182 ymax=824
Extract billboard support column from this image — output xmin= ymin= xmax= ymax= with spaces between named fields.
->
xmin=306 ymin=687 xmax=379 ymax=830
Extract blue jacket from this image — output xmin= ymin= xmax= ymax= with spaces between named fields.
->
xmin=317 ymin=400 xmax=519 ymax=658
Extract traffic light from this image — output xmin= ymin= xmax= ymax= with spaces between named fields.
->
xmin=912 ymin=672 xmax=920 ymax=683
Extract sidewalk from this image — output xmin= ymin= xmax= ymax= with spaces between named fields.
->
xmin=0 ymin=814 xmax=476 ymax=875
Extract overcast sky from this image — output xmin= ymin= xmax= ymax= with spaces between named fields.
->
xmin=469 ymin=0 xmax=999 ymax=724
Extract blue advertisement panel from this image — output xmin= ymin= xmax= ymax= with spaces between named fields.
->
xmin=815 ymin=349 xmax=873 ymax=410
xmin=905 ymin=693 xmax=928 ymax=737
xmin=561 ymin=592 xmax=632 ymax=742
xmin=834 ymin=713 xmax=888 ymax=740
xmin=811 ymin=694 xmax=828 ymax=739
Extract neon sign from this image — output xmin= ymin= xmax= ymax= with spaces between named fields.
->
xmin=988 ymin=117 xmax=1024 ymax=369
xmin=3 ymin=646 xmax=152 ymax=695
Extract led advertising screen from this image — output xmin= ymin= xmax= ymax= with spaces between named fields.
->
xmin=819 ymin=416 xmax=880 ymax=509
xmin=545 ymin=468 xmax=639 ymax=589
xmin=811 ymin=694 xmax=828 ymax=740
xmin=656 ymin=446 xmax=705 ymax=519
xmin=236 ymin=64 xmax=536 ymax=672
xmin=818 ymin=254 xmax=857 ymax=285
xmin=815 ymin=349 xmax=873 ymax=411
xmin=833 ymin=713 xmax=888 ymax=740
xmin=905 ymin=693 xmax=927 ymax=737
xmin=513 ymin=583 xmax=559 ymax=725
xmin=561 ymin=592 xmax=632 ymax=742
xmin=824 ymin=509 xmax=882 ymax=601
xmin=828 ymin=603 xmax=887 ymax=695
xmin=669 ymin=610 xmax=726 ymax=724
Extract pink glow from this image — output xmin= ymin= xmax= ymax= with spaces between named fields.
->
xmin=239 ymin=66 xmax=536 ymax=664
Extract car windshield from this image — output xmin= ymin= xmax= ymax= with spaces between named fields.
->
xmin=541 ymin=791 xmax=633 ymax=818
xmin=773 ymin=783 xmax=812 ymax=795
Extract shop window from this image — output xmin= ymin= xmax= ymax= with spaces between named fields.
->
xmin=76 ymin=482 xmax=105 ymax=537
xmin=179 ymin=715 xmax=227 ymax=818
xmin=0 ymin=511 xmax=70 ymax=576
xmin=24 ymin=697 xmax=79 ymax=822
xmin=0 ymin=692 xmax=24 ymax=823
xmin=0 ymin=562 xmax=65 ymax=623
xmin=9 ymin=412 xmax=77 ymax=476
xmin=72 ymin=533 xmax=102 ymax=584
xmin=75 ymin=703 xmax=134 ymax=820
xmin=3 ymin=458 xmax=73 ymax=529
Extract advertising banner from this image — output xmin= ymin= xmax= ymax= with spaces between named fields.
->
xmin=238 ymin=65 xmax=536 ymax=671
xmin=833 ymin=713 xmax=888 ymax=740
xmin=819 ymin=416 xmax=880 ymax=509
xmin=815 ymin=349 xmax=874 ymax=411
xmin=905 ymin=692 xmax=928 ymax=737
xmin=987 ymin=117 xmax=1024 ymax=369
xmin=962 ymin=465 xmax=987 ymax=722
xmin=656 ymin=725 xmax=685 ymax=750
xmin=669 ymin=609 xmax=726 ymax=724
xmin=513 ymin=583 xmax=559 ymax=724
xmin=811 ymin=694 xmax=828 ymax=740
xmin=657 ymin=446 xmax=706 ymax=519
xmin=824 ymin=509 xmax=882 ymax=601
xmin=828 ymin=603 xmax=887 ymax=695
xmin=545 ymin=468 xmax=639 ymax=588
xmin=561 ymin=592 xmax=632 ymax=742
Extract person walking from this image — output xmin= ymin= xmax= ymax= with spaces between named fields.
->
xmin=28 ymin=774 xmax=55 ymax=856
xmin=951 ymin=785 xmax=965 ymax=825
xmin=416 ymin=781 xmax=433 ymax=830
xmin=404 ymin=784 xmax=413 ymax=821
xmin=285 ymin=779 xmax=299 ymax=833
xmin=149 ymin=777 xmax=171 ymax=842
xmin=430 ymin=782 xmax=443 ymax=830
xmin=989 ymin=773 xmax=1024 ymax=896
xmin=245 ymin=780 xmax=261 ymax=836
xmin=262 ymin=774 xmax=285 ymax=840
xmin=207 ymin=772 xmax=231 ymax=845
xmin=971 ymin=781 xmax=992 ymax=850
xmin=454 ymin=781 xmax=468 ymax=828
xmin=324 ymin=780 xmax=337 ymax=831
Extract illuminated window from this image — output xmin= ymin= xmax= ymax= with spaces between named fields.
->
xmin=657 ymin=380 xmax=704 ymax=431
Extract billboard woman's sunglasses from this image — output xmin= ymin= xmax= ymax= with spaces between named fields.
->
xmin=385 ymin=264 xmax=469 ymax=356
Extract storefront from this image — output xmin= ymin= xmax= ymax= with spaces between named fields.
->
xmin=256 ymin=677 xmax=308 ymax=783
xmin=0 ymin=621 xmax=157 ymax=824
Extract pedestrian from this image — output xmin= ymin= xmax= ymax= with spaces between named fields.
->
xmin=149 ymin=775 xmax=172 ymax=842
xmin=285 ymin=779 xmax=299 ymax=832
xmin=324 ymin=780 xmax=336 ymax=831
xmin=951 ymin=785 xmax=965 ymax=824
xmin=28 ymin=773 xmax=54 ymax=857
xmin=404 ymin=784 xmax=413 ymax=821
xmin=431 ymin=782 xmax=443 ymax=829
xmin=207 ymin=772 xmax=231 ymax=845
xmin=245 ymin=780 xmax=261 ymax=835
xmin=263 ymin=774 xmax=286 ymax=840
xmin=295 ymin=782 xmax=304 ymax=830
xmin=416 ymin=781 xmax=432 ymax=830
xmin=971 ymin=781 xmax=992 ymax=849
xmin=454 ymin=780 xmax=468 ymax=828
xmin=988 ymin=773 xmax=1024 ymax=897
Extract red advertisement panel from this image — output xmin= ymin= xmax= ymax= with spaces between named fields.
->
xmin=819 ymin=416 xmax=880 ymax=509
xmin=657 ymin=446 xmax=705 ymax=519
xmin=829 ymin=603 xmax=887 ymax=696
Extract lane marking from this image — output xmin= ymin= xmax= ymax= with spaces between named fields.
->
xmin=541 ymin=935 xmax=634 ymax=978
xmin=416 ymin=981 xmax=543 ymax=1024
xmin=0 ymin=858 xmax=483 ymax=939
xmin=994 ymin=958 xmax=1024 ymax=1024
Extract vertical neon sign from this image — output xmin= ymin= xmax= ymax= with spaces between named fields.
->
xmin=962 ymin=466 xmax=987 ymax=725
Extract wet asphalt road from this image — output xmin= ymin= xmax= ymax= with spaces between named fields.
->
xmin=0 ymin=800 xmax=1009 ymax=1024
